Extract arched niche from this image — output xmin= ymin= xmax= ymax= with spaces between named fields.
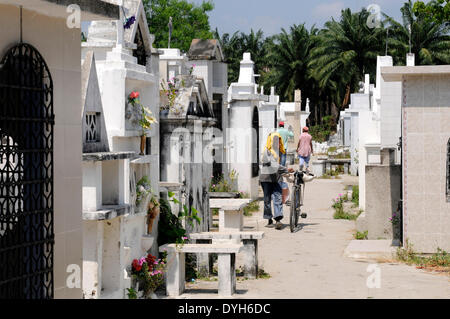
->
xmin=0 ymin=43 xmax=54 ymax=299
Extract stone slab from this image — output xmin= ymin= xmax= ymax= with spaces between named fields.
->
xmin=210 ymin=198 xmax=252 ymax=211
xmin=159 ymin=243 xmax=243 ymax=254
xmin=344 ymin=240 xmax=398 ymax=260
xmin=82 ymin=204 xmax=131 ymax=221
xmin=189 ymin=231 xmax=264 ymax=240
xmin=82 ymin=151 xmax=136 ymax=162
xmin=208 ymin=192 xmax=241 ymax=199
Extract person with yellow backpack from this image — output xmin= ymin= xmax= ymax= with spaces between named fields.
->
xmin=259 ymin=132 xmax=294 ymax=229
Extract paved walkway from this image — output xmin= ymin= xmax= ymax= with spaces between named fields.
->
xmin=179 ymin=175 xmax=449 ymax=299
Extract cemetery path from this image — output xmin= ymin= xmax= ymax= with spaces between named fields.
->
xmin=180 ymin=175 xmax=450 ymax=299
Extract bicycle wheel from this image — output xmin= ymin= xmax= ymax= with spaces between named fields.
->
xmin=290 ymin=187 xmax=298 ymax=233
xmin=295 ymin=185 xmax=301 ymax=226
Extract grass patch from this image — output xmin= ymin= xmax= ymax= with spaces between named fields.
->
xmin=332 ymin=192 xmax=361 ymax=220
xmin=355 ymin=230 xmax=368 ymax=240
xmin=319 ymin=170 xmax=342 ymax=179
xmin=333 ymin=209 xmax=360 ymax=220
xmin=257 ymin=268 xmax=271 ymax=279
xmin=396 ymin=241 xmax=450 ymax=273
xmin=351 ymin=185 xmax=359 ymax=207
xmin=243 ymin=200 xmax=260 ymax=216
xmin=328 ymin=146 xmax=337 ymax=153
xmin=333 ymin=151 xmax=351 ymax=159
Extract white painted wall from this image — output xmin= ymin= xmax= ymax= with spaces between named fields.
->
xmin=0 ymin=4 xmax=84 ymax=299
xmin=81 ymin=8 xmax=160 ymax=299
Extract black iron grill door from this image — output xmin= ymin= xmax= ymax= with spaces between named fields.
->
xmin=0 ymin=43 xmax=54 ymax=299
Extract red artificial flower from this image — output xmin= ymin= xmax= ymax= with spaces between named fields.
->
xmin=146 ymin=254 xmax=157 ymax=271
xmin=129 ymin=91 xmax=140 ymax=100
xmin=132 ymin=259 xmax=142 ymax=272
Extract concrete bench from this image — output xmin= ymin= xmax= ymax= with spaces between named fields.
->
xmin=159 ymin=243 xmax=243 ymax=297
xmin=190 ymin=231 xmax=264 ymax=279
xmin=312 ymin=158 xmax=351 ymax=177
xmin=210 ymin=198 xmax=252 ymax=232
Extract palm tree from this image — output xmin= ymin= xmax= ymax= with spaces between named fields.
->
xmin=263 ymin=24 xmax=318 ymax=102
xmin=385 ymin=0 xmax=450 ymax=66
xmin=214 ymin=28 xmax=269 ymax=85
xmin=308 ymin=8 xmax=385 ymax=114
xmin=214 ymin=29 xmax=243 ymax=85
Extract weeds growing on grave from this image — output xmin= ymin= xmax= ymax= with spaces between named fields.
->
xmin=396 ymin=240 xmax=450 ymax=274
xmin=257 ymin=268 xmax=271 ymax=279
xmin=355 ymin=231 xmax=368 ymax=240
xmin=209 ymin=170 xmax=239 ymax=193
xmin=351 ymin=185 xmax=359 ymax=207
xmin=332 ymin=193 xmax=361 ymax=220
xmin=320 ymin=169 xmax=341 ymax=179
xmin=243 ymin=200 xmax=260 ymax=217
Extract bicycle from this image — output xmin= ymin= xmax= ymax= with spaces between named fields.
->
xmin=287 ymin=170 xmax=315 ymax=233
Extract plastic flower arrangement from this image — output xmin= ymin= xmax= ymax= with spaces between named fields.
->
xmin=124 ymin=15 xmax=136 ymax=29
xmin=136 ymin=176 xmax=154 ymax=207
xmin=130 ymin=252 xmax=167 ymax=298
xmin=128 ymin=91 xmax=157 ymax=136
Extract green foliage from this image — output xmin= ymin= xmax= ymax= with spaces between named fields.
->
xmin=413 ymin=0 xmax=450 ymax=25
xmin=309 ymin=8 xmax=385 ymax=111
xmin=127 ymin=288 xmax=138 ymax=299
xmin=309 ymin=115 xmax=336 ymax=142
xmin=209 ymin=170 xmax=239 ymax=192
xmin=179 ymin=205 xmax=202 ymax=228
xmin=397 ymin=241 xmax=450 ymax=271
xmin=355 ymin=231 xmax=368 ymax=240
xmin=257 ymin=268 xmax=271 ymax=279
xmin=351 ymin=185 xmax=359 ymax=207
xmin=209 ymin=4 xmax=449 ymax=130
xmin=261 ymin=24 xmax=318 ymax=102
xmin=320 ymin=169 xmax=341 ymax=179
xmin=333 ymin=209 xmax=360 ymax=220
xmin=243 ymin=201 xmax=260 ymax=217
xmin=157 ymin=198 xmax=186 ymax=247
xmin=143 ymin=0 xmax=214 ymax=52
xmin=332 ymin=193 xmax=361 ymax=220
xmin=385 ymin=0 xmax=450 ymax=66
xmin=214 ymin=28 xmax=270 ymax=86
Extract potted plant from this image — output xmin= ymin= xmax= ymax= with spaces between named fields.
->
xmin=128 ymin=91 xmax=157 ymax=155
xmin=160 ymin=78 xmax=180 ymax=117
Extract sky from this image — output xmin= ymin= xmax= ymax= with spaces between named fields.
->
xmin=191 ymin=0 xmax=406 ymax=36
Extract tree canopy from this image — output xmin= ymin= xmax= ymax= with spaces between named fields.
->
xmin=144 ymin=0 xmax=450 ymax=128
xmin=143 ymin=0 xmax=214 ymax=52
xmin=413 ymin=0 xmax=450 ymax=25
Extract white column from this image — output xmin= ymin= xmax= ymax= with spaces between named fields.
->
xmin=218 ymin=253 xmax=236 ymax=296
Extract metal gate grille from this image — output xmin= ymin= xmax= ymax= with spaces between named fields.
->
xmin=252 ymin=107 xmax=259 ymax=177
xmin=0 ymin=43 xmax=54 ymax=299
